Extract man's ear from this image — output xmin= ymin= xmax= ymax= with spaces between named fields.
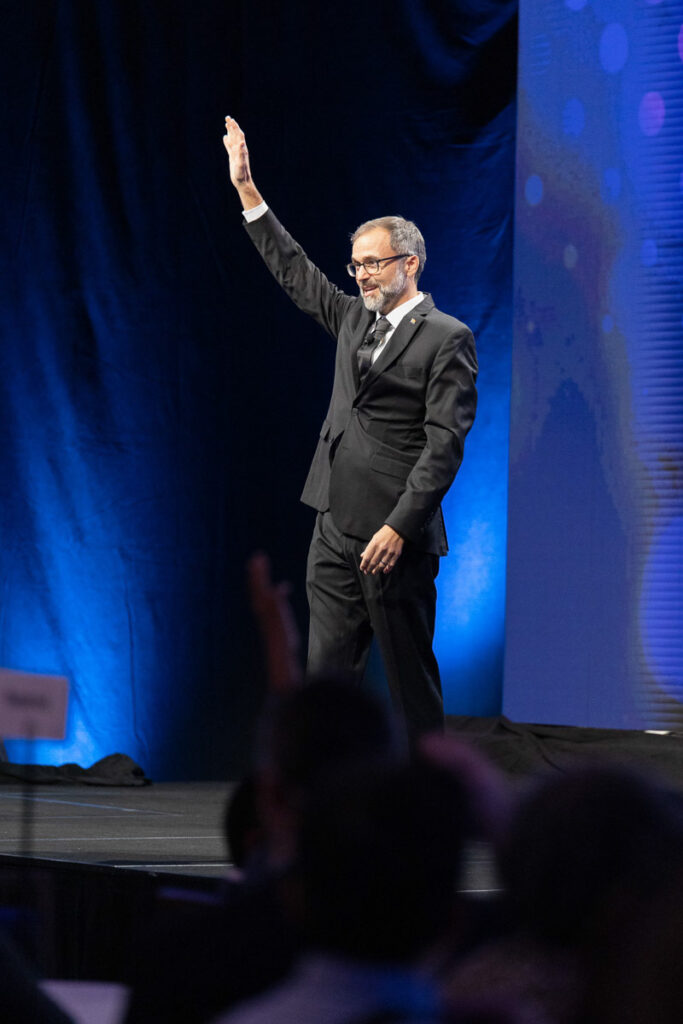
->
xmin=406 ymin=254 xmax=420 ymax=280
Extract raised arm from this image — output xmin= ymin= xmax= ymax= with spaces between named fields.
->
xmin=222 ymin=115 xmax=356 ymax=338
xmin=223 ymin=116 xmax=264 ymax=212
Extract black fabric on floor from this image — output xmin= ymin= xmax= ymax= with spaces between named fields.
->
xmin=0 ymin=754 xmax=150 ymax=786
xmin=447 ymin=715 xmax=683 ymax=786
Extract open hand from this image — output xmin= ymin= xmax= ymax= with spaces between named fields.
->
xmin=246 ymin=551 xmax=302 ymax=692
xmin=223 ymin=116 xmax=254 ymax=189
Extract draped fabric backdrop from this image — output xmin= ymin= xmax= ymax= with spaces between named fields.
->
xmin=1 ymin=1 xmax=516 ymax=778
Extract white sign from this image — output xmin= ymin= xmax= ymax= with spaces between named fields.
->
xmin=0 ymin=669 xmax=69 ymax=740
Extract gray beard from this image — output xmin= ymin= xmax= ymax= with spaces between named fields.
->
xmin=361 ymin=267 xmax=408 ymax=313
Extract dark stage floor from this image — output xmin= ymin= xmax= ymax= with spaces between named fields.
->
xmin=2 ymin=717 xmax=681 ymax=892
xmin=0 ymin=782 xmax=235 ymax=878
xmin=0 ymin=781 xmax=500 ymax=892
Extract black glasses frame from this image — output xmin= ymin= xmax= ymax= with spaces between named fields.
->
xmin=346 ymin=254 xmax=414 ymax=277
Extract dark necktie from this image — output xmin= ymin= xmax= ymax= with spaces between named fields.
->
xmin=357 ymin=315 xmax=391 ymax=383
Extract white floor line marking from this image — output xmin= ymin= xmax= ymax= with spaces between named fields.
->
xmin=0 ymin=794 xmax=181 ymax=813
xmin=111 ymin=863 xmax=227 ymax=869
xmin=0 ymin=835 xmax=225 ymax=843
xmin=459 ymin=887 xmax=504 ymax=894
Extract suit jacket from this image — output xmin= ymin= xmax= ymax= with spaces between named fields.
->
xmin=244 ymin=210 xmax=478 ymax=555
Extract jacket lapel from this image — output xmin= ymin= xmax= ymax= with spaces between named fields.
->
xmin=355 ymin=293 xmax=434 ymax=395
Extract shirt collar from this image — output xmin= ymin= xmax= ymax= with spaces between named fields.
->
xmin=377 ymin=292 xmax=424 ymax=331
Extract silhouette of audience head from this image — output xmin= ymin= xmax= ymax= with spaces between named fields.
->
xmin=246 ymin=675 xmax=398 ymax=869
xmin=497 ymin=763 xmax=683 ymax=948
xmin=418 ymin=731 xmax=513 ymax=844
xmin=258 ymin=672 xmax=397 ymax=789
xmin=295 ymin=757 xmax=470 ymax=962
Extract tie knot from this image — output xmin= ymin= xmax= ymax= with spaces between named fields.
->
xmin=367 ymin=315 xmax=391 ymax=344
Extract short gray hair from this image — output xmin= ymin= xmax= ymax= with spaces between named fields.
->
xmin=350 ymin=216 xmax=427 ymax=282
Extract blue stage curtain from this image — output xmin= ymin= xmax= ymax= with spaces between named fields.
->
xmin=0 ymin=1 xmax=516 ymax=777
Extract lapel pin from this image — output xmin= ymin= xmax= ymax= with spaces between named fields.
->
xmin=410 ymin=318 xmax=416 ymax=324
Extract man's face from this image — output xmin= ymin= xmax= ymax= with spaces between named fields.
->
xmin=351 ymin=228 xmax=415 ymax=314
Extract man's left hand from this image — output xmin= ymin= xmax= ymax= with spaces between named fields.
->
xmin=360 ymin=525 xmax=404 ymax=576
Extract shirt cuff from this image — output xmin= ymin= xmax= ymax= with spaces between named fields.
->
xmin=242 ymin=201 xmax=269 ymax=222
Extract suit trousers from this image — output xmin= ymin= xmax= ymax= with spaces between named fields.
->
xmin=306 ymin=510 xmax=444 ymax=740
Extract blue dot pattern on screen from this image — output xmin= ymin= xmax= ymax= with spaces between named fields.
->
xmin=600 ymin=23 xmax=629 ymax=74
xmin=639 ymin=91 xmax=665 ymax=136
xmin=509 ymin=0 xmax=683 ymax=727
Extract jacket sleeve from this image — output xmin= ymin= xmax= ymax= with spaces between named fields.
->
xmin=383 ymin=325 xmax=478 ymax=543
xmin=244 ymin=209 xmax=356 ymax=339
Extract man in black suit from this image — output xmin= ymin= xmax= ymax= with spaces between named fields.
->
xmin=224 ymin=117 xmax=477 ymax=739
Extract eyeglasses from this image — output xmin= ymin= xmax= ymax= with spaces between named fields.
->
xmin=345 ymin=254 xmax=414 ymax=277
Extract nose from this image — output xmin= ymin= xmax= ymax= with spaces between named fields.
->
xmin=356 ymin=264 xmax=370 ymax=280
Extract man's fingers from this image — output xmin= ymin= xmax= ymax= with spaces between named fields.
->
xmin=224 ymin=115 xmax=244 ymax=141
xmin=360 ymin=528 xmax=404 ymax=575
xmin=224 ymin=117 xmax=240 ymax=145
xmin=361 ymin=550 xmax=396 ymax=575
